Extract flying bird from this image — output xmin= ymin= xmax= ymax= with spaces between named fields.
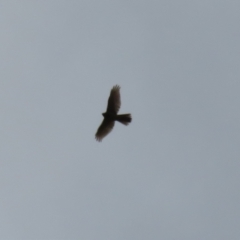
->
xmin=95 ymin=85 xmax=132 ymax=141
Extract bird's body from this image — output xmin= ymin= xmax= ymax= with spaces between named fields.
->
xmin=95 ymin=85 xmax=132 ymax=141
xmin=102 ymin=112 xmax=116 ymax=120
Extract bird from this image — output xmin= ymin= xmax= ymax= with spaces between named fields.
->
xmin=95 ymin=85 xmax=132 ymax=141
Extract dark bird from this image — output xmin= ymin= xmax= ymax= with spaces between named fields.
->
xmin=95 ymin=85 xmax=132 ymax=141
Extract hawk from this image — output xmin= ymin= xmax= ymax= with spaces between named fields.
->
xmin=95 ymin=85 xmax=132 ymax=141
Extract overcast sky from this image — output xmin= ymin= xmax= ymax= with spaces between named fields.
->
xmin=0 ymin=1 xmax=240 ymax=239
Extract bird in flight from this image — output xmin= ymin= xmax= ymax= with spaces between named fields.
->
xmin=95 ymin=85 xmax=132 ymax=141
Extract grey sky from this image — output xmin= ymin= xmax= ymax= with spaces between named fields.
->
xmin=0 ymin=1 xmax=240 ymax=239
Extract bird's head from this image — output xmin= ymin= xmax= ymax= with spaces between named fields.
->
xmin=102 ymin=113 xmax=107 ymax=117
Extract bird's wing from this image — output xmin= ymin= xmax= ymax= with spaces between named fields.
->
xmin=95 ymin=119 xmax=115 ymax=141
xmin=106 ymin=85 xmax=121 ymax=114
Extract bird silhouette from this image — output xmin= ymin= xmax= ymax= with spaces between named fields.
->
xmin=95 ymin=85 xmax=132 ymax=141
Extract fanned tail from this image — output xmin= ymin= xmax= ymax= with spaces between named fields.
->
xmin=116 ymin=114 xmax=132 ymax=125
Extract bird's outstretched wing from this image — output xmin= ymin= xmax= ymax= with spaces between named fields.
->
xmin=106 ymin=85 xmax=121 ymax=114
xmin=95 ymin=119 xmax=115 ymax=141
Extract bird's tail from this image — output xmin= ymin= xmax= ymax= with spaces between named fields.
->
xmin=116 ymin=114 xmax=132 ymax=125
